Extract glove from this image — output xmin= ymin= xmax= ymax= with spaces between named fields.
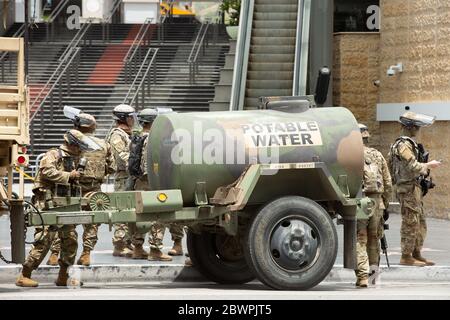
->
xmin=383 ymin=209 xmax=389 ymax=222
xmin=69 ymin=170 xmax=80 ymax=181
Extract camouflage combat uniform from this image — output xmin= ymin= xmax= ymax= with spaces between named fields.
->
xmin=23 ymin=146 xmax=80 ymax=270
xmin=389 ymin=137 xmax=428 ymax=256
xmin=355 ymin=146 xmax=392 ymax=282
xmin=49 ymin=135 xmax=115 ymax=254
xmin=135 ymin=134 xmax=184 ymax=250
xmin=106 ymin=127 xmax=134 ymax=248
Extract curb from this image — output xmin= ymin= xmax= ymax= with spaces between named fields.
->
xmin=2 ymin=264 xmax=450 ymax=284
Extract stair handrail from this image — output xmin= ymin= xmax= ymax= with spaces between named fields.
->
xmin=105 ymin=47 xmax=158 ymax=137
xmin=30 ymin=47 xmax=81 ymax=122
xmin=123 ymin=47 xmax=159 ymax=107
xmin=188 ymin=22 xmax=211 ymax=83
xmin=229 ymin=0 xmax=255 ymax=111
xmin=158 ymin=0 xmax=175 ymax=42
xmin=104 ymin=0 xmax=123 ymax=23
xmin=46 ymin=0 xmax=70 ymax=23
xmin=123 ymin=18 xmax=154 ymax=84
xmin=123 ymin=18 xmax=153 ymax=63
xmin=292 ymin=0 xmax=311 ymax=96
xmin=187 ymin=23 xmax=207 ymax=64
xmin=58 ymin=19 xmax=93 ymax=62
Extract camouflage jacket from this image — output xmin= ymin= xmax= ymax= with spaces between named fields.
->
xmin=363 ymin=146 xmax=392 ymax=209
xmin=106 ymin=127 xmax=130 ymax=180
xmin=33 ymin=146 xmax=80 ymax=194
xmin=388 ymin=136 xmax=428 ymax=193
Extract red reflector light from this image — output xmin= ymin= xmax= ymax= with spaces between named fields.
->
xmin=17 ymin=156 xmax=26 ymax=164
xmin=21 ymin=147 xmax=27 ymax=154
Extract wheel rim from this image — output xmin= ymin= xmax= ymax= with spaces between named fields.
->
xmin=269 ymin=215 xmax=320 ymax=272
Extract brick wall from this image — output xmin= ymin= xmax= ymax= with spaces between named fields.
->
xmin=379 ymin=0 xmax=450 ymax=219
xmin=333 ymin=33 xmax=382 ymax=149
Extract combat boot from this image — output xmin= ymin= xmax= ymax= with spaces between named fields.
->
xmin=413 ymin=250 xmax=435 ymax=266
xmin=46 ymin=252 xmax=59 ymax=266
xmin=168 ymin=239 xmax=183 ymax=256
xmin=399 ymin=254 xmax=426 ymax=267
xmin=132 ymin=245 xmax=149 ymax=259
xmin=55 ymin=265 xmax=83 ymax=287
xmin=77 ymin=250 xmax=91 ymax=266
xmin=355 ymin=278 xmax=368 ymax=288
xmin=148 ymin=248 xmax=172 ymax=261
xmin=15 ymin=266 xmax=38 ymax=287
xmin=112 ymin=244 xmax=133 ymax=257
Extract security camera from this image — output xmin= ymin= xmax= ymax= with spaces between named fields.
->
xmin=373 ymin=80 xmax=381 ymax=86
xmin=387 ymin=63 xmax=403 ymax=77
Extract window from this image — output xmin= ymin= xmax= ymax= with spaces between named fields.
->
xmin=334 ymin=0 xmax=380 ymax=32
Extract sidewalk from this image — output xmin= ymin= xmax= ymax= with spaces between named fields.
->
xmin=1 ymin=212 xmax=450 ymax=284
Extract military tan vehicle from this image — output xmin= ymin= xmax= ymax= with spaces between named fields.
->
xmin=0 ymin=37 xmax=29 ymax=263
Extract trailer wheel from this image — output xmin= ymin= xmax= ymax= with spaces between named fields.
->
xmin=187 ymin=230 xmax=255 ymax=284
xmin=245 ymin=196 xmax=338 ymax=290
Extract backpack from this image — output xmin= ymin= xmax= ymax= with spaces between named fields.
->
xmin=363 ymin=155 xmax=383 ymax=194
xmin=128 ymin=134 xmax=147 ymax=177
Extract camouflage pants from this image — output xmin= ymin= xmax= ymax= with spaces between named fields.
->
xmin=398 ymin=185 xmax=427 ymax=255
xmin=355 ymin=208 xmax=383 ymax=280
xmin=112 ymin=177 xmax=133 ymax=248
xmin=23 ymin=225 xmax=78 ymax=270
xmin=50 ymin=224 xmax=99 ymax=253
xmin=149 ymin=223 xmax=185 ymax=249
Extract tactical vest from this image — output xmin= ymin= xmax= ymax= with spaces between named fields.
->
xmin=389 ymin=136 xmax=420 ymax=185
xmin=362 ymin=147 xmax=384 ymax=194
xmin=80 ymin=135 xmax=108 ymax=181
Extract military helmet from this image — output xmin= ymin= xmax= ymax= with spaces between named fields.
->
xmin=358 ymin=123 xmax=370 ymax=138
xmin=399 ymin=111 xmax=436 ymax=128
xmin=113 ymin=104 xmax=135 ymax=122
xmin=63 ymin=129 xmax=101 ymax=151
xmin=138 ymin=108 xmax=158 ymax=124
xmin=74 ymin=113 xmax=96 ymax=129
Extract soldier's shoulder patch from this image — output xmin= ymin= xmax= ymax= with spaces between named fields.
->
xmin=397 ymin=142 xmax=415 ymax=161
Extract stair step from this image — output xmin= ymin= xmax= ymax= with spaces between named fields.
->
xmin=247 ymin=80 xmax=293 ymax=90
xmin=253 ymin=20 xmax=297 ymax=29
xmin=252 ymin=29 xmax=296 ymax=38
xmin=249 ymin=54 xmax=295 ymax=63
xmin=250 ymin=45 xmax=296 ymax=55
xmin=254 ymin=4 xmax=298 ymax=13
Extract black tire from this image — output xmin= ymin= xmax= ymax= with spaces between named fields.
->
xmin=245 ymin=196 xmax=338 ymax=290
xmin=187 ymin=230 xmax=255 ymax=284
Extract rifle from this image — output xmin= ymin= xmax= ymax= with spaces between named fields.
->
xmin=417 ymin=143 xmax=435 ymax=197
xmin=381 ymin=209 xmax=390 ymax=267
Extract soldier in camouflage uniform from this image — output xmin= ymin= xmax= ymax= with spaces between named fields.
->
xmin=47 ymin=113 xmax=116 ymax=266
xmin=106 ymin=104 xmax=136 ymax=257
xmin=355 ymin=124 xmax=392 ymax=288
xmin=388 ymin=112 xmax=441 ymax=266
xmin=16 ymin=130 xmax=100 ymax=287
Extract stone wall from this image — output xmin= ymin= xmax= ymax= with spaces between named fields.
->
xmin=379 ymin=0 xmax=450 ymax=219
xmin=333 ymin=32 xmax=382 ymax=149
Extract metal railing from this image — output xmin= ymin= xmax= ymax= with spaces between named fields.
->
xmin=45 ymin=0 xmax=70 ymax=42
xmin=102 ymin=0 xmax=123 ymax=42
xmin=158 ymin=0 xmax=175 ymax=43
xmin=123 ymin=47 xmax=159 ymax=109
xmin=105 ymin=47 xmax=159 ymax=137
xmin=58 ymin=19 xmax=93 ymax=63
xmin=188 ymin=22 xmax=211 ymax=84
xmin=29 ymin=47 xmax=81 ymax=151
xmin=123 ymin=18 xmax=153 ymax=84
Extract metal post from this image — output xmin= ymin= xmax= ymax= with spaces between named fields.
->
xmin=10 ymin=200 xmax=25 ymax=264
xmin=40 ymin=108 xmax=44 ymax=139
xmin=58 ymin=80 xmax=62 ymax=108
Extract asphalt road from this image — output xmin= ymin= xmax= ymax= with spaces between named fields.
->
xmin=2 ymin=213 xmax=450 ymax=266
xmin=0 ymin=281 xmax=449 ymax=300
